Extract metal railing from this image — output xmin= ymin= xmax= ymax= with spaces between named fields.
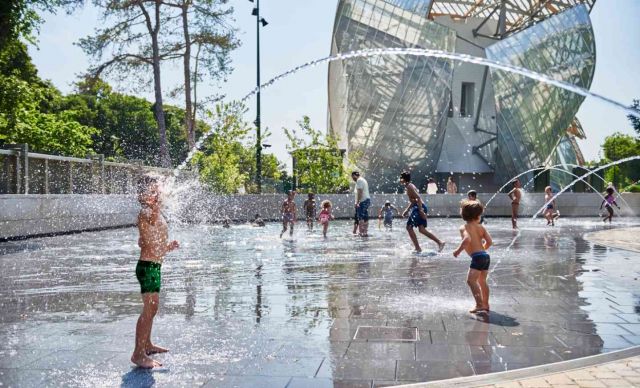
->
xmin=0 ymin=144 xmax=174 ymax=195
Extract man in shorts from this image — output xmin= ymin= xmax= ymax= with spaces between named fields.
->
xmin=352 ymin=171 xmax=371 ymax=237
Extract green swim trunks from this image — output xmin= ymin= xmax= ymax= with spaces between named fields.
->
xmin=136 ymin=260 xmax=162 ymax=294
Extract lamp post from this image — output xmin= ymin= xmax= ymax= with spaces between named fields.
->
xmin=250 ymin=0 xmax=268 ymax=193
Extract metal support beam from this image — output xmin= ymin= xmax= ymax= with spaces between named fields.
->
xmin=497 ymin=0 xmax=508 ymax=38
xmin=474 ymin=66 xmax=489 ymax=131
xmin=472 ymin=4 xmax=499 ymax=37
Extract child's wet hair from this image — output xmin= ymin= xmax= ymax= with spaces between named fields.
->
xmin=545 ymin=186 xmax=552 ymax=192
xmin=461 ymin=200 xmax=484 ymax=221
xmin=467 ymin=190 xmax=477 ymax=199
xmin=606 ymin=187 xmax=614 ymax=195
xmin=321 ymin=200 xmax=332 ymax=209
xmin=137 ymin=175 xmax=159 ymax=196
xmin=400 ymin=171 xmax=411 ymax=182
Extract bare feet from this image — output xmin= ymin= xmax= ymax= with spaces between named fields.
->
xmin=131 ymin=354 xmax=162 ymax=369
xmin=146 ymin=344 xmax=169 ymax=355
xmin=438 ymin=242 xmax=446 ymax=252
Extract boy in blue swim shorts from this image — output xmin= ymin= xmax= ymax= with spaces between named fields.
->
xmin=453 ymin=200 xmax=493 ymax=314
xmin=400 ymin=171 xmax=445 ymax=253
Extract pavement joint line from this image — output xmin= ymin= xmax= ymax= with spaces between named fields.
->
xmin=391 ymin=345 xmax=640 ymax=387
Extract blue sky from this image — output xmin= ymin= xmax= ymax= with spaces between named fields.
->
xmin=29 ymin=1 xmax=640 ymax=169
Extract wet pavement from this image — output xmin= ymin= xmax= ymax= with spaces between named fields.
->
xmin=0 ymin=217 xmax=639 ymax=387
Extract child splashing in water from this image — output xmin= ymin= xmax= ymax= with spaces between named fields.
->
xmin=600 ymin=187 xmax=620 ymax=223
xmin=453 ymin=200 xmax=493 ymax=314
xmin=318 ymin=200 xmax=334 ymax=238
xmin=132 ymin=175 xmax=180 ymax=369
xmin=543 ymin=186 xmax=560 ymax=226
xmin=400 ymin=171 xmax=445 ymax=253
xmin=280 ymin=191 xmax=297 ymax=238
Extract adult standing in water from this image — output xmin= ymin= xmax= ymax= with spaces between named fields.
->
xmin=507 ymin=179 xmax=522 ymax=229
xmin=352 ymin=171 xmax=370 ymax=237
xmin=446 ymin=176 xmax=457 ymax=194
xmin=426 ymin=177 xmax=438 ymax=195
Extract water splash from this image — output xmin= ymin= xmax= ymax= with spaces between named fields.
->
xmin=522 ymin=164 xmax=633 ymax=213
xmin=484 ymin=167 xmax=541 ymax=208
xmin=532 ymin=156 xmax=640 ymax=219
xmin=525 ymin=166 xmax=607 ymax=202
xmin=175 ymin=48 xmax=640 ymax=173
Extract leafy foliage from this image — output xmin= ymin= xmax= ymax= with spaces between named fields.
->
xmin=191 ymin=104 xmax=286 ymax=194
xmin=629 ymin=99 xmax=640 ymax=135
xmin=600 ymin=132 xmax=640 ymax=188
xmin=0 ymin=41 xmax=96 ymax=156
xmin=284 ymin=116 xmax=349 ymax=193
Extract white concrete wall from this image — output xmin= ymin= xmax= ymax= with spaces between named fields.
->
xmin=2 ymin=193 xmax=638 ymax=240
xmin=0 ymin=195 xmax=138 ymax=240
xmin=179 ymin=193 xmax=640 ymax=222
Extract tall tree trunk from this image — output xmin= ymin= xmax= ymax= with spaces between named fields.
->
xmin=181 ymin=1 xmax=195 ymax=149
xmin=142 ymin=0 xmax=171 ymax=168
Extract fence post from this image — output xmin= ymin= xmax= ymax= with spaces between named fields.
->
xmin=44 ymin=158 xmax=49 ymax=194
xmin=68 ymin=161 xmax=74 ymax=194
xmin=98 ymin=155 xmax=105 ymax=194
xmin=15 ymin=144 xmax=29 ymax=194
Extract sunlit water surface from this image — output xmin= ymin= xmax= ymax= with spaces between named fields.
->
xmin=0 ymin=217 xmax=639 ymax=387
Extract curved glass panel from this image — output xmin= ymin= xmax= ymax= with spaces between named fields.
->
xmin=329 ymin=0 xmax=455 ymax=192
xmin=486 ymin=4 xmax=595 ymax=185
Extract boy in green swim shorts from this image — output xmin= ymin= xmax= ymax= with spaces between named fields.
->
xmin=131 ymin=175 xmax=179 ymax=369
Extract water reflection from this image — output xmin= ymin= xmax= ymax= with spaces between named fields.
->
xmin=0 ymin=218 xmax=638 ymax=385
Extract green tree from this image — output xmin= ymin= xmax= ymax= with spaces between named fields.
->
xmin=284 ymin=116 xmax=349 ymax=193
xmin=600 ymin=132 xmax=640 ymax=188
xmin=629 ymin=99 xmax=640 ymax=135
xmin=161 ymin=0 xmax=238 ymax=149
xmin=0 ymin=0 xmax=80 ymax=48
xmin=61 ymin=77 xmax=206 ymax=165
xmin=191 ymin=103 xmax=249 ymax=193
xmin=0 ymin=41 xmax=96 ymax=156
xmin=191 ymin=103 xmax=286 ymax=193
xmin=79 ymin=0 xmax=179 ymax=167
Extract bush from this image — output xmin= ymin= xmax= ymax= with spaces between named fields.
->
xmin=623 ymin=184 xmax=640 ymax=193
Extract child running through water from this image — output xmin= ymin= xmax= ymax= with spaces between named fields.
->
xmin=318 ymin=200 xmax=334 ymax=238
xmin=280 ymin=190 xmax=297 ymax=238
xmin=378 ymin=201 xmax=397 ymax=230
xmin=400 ymin=171 xmax=445 ymax=253
xmin=453 ymin=200 xmax=493 ymax=314
xmin=467 ymin=190 xmax=486 ymax=224
xmin=600 ymin=187 xmax=620 ymax=223
xmin=304 ymin=193 xmax=316 ymax=231
xmin=543 ymin=186 xmax=560 ymax=226
xmin=132 ymin=175 xmax=180 ymax=368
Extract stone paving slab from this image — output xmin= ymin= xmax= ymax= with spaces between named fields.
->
xmin=585 ymin=227 xmax=640 ymax=253
xmin=395 ymin=346 xmax=640 ymax=387
xmin=0 ymin=220 xmax=639 ymax=387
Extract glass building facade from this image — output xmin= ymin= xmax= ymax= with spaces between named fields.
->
xmin=486 ymin=5 xmax=595 ymax=186
xmin=329 ymin=0 xmax=456 ymax=192
xmin=328 ymin=0 xmax=596 ymax=192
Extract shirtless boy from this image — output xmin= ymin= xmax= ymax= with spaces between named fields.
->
xmin=453 ymin=200 xmax=493 ymax=314
xmin=132 ymin=175 xmax=180 ymax=368
xmin=507 ymin=179 xmax=522 ymax=229
xmin=400 ymin=171 xmax=445 ymax=253
xmin=303 ymin=193 xmax=316 ymax=231
xmin=280 ymin=190 xmax=297 ymax=238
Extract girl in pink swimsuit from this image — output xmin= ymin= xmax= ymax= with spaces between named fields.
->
xmin=600 ymin=187 xmax=620 ymax=223
xmin=318 ymin=200 xmax=334 ymax=238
